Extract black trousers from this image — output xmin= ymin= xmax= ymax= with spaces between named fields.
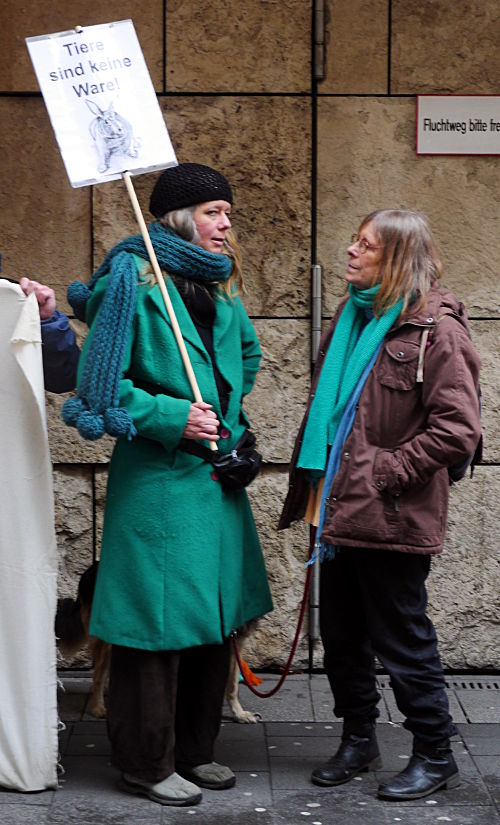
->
xmin=107 ymin=639 xmax=231 ymax=782
xmin=320 ymin=548 xmax=456 ymax=747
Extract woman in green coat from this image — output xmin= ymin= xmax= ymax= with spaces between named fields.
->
xmin=62 ymin=163 xmax=273 ymax=807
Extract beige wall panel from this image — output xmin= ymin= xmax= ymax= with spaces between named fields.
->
xmin=317 ymin=97 xmax=500 ymax=317
xmin=391 ymin=0 xmax=500 ymax=93
xmin=248 ymin=320 xmax=310 ymax=464
xmin=428 ymin=466 xmax=500 ymax=668
xmin=246 ymin=467 xmax=310 ymax=669
xmin=93 ymin=96 xmax=312 ymax=316
xmin=54 ymin=465 xmax=93 ymax=597
xmin=47 ymin=391 xmax=114 ymax=463
xmin=46 ymin=318 xmax=113 ymax=463
xmin=470 ymin=322 xmax=500 ymax=464
xmin=0 ymin=1 xmax=163 ymax=93
xmin=0 ymin=97 xmax=90 ymax=307
xmin=320 ymin=0 xmax=388 ymax=94
xmin=95 ymin=466 xmax=109 ymax=552
xmin=166 ymin=0 xmax=311 ymax=93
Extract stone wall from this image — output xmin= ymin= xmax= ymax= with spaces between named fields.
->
xmin=0 ymin=0 xmax=498 ymax=670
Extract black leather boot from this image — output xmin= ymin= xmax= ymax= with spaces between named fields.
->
xmin=378 ymin=742 xmax=459 ymax=800
xmin=311 ymin=733 xmax=381 ymax=786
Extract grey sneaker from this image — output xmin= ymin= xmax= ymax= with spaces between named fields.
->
xmin=177 ymin=761 xmax=236 ymax=790
xmin=119 ymin=771 xmax=202 ymax=806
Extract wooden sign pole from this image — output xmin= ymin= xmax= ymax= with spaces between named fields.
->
xmin=122 ymin=171 xmax=217 ymax=450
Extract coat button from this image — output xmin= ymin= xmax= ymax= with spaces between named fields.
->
xmin=343 ymin=451 xmax=350 ymax=458
xmin=220 ymin=428 xmax=230 ymax=438
xmin=427 ymin=317 xmax=434 ymax=323
xmin=397 ymin=351 xmax=404 ymax=358
xmin=211 ymin=471 xmax=219 ymax=481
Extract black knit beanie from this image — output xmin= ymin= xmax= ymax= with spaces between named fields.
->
xmin=149 ymin=163 xmax=233 ymax=218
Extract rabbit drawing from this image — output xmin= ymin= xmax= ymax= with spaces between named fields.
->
xmin=86 ymin=100 xmax=140 ymax=173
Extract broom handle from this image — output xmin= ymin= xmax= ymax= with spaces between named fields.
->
xmin=122 ymin=171 xmax=217 ymax=451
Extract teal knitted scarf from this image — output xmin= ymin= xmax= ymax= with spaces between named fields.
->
xmin=61 ymin=222 xmax=233 ymax=441
xmin=297 ymin=284 xmax=404 ymax=472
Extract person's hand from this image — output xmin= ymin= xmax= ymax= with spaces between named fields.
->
xmin=183 ymin=402 xmax=220 ymax=441
xmin=19 ymin=277 xmax=57 ymax=320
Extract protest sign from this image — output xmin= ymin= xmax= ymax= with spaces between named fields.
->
xmin=26 ymin=20 xmax=177 ymax=186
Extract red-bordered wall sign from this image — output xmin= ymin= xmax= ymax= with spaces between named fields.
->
xmin=416 ymin=95 xmax=500 ymax=156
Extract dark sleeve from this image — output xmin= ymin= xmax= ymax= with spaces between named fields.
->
xmin=41 ymin=310 xmax=80 ymax=393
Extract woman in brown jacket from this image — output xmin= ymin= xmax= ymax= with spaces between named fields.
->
xmin=279 ymin=209 xmax=481 ymax=801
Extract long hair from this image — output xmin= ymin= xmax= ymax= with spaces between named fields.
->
xmin=159 ymin=208 xmax=244 ymax=296
xmin=360 ymin=209 xmax=442 ymax=316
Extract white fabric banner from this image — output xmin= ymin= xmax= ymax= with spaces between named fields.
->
xmin=0 ymin=280 xmax=58 ymax=791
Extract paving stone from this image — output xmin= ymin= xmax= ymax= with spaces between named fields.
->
xmin=0 ymin=789 xmax=54 ymax=807
xmin=65 ymin=733 xmax=111 ymax=757
xmin=383 ymin=689 xmax=467 ymax=724
xmin=472 ymin=758 xmax=500 ymax=806
xmin=65 ymin=721 xmax=108 ymax=737
xmin=47 ymin=798 xmax=161 ymax=825
xmin=218 ymin=719 xmax=266 ymax=742
xmin=268 ymin=753 xmax=324 ymax=791
xmin=272 ymin=789 xmax=394 ymax=824
xmin=462 ymin=735 xmax=500 ymax=756
xmin=162 ymin=809 xmax=285 ymax=825
xmin=58 ymin=728 xmax=71 ymax=757
xmin=471 ymin=755 xmax=500 ymax=779
xmin=231 ymin=677 xmax=314 ymax=722
xmin=457 ymin=724 xmax=500 ymax=759
xmin=265 ymin=722 xmax=342 ymax=738
xmin=194 ymin=771 xmax=273 ymax=810
xmin=215 ymin=737 xmax=269 ymax=772
xmin=266 ymin=736 xmax=339 ymax=760
xmin=57 ymin=689 xmax=88 ymax=722
xmin=51 ymin=756 xmax=161 ymax=823
xmin=0 ymin=806 xmax=49 ymax=824
xmin=457 ymin=722 xmax=500 ymax=739
xmin=313 ymin=685 xmax=390 ymax=723
xmin=455 ymin=690 xmax=500 ymax=723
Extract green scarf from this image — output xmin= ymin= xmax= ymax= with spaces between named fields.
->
xmin=297 ymin=284 xmax=403 ymax=472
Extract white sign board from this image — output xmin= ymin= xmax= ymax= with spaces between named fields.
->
xmin=26 ymin=20 xmax=177 ymax=187
xmin=417 ymin=95 xmax=500 ymax=155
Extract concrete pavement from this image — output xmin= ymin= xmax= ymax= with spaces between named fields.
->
xmin=0 ymin=672 xmax=499 ymax=824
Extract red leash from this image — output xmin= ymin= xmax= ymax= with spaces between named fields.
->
xmin=231 ymin=528 xmax=316 ymax=698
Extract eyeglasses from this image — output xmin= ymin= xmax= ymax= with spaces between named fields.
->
xmin=350 ymin=233 xmax=382 ymax=254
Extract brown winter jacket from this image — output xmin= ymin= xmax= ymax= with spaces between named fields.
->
xmin=278 ymin=285 xmax=481 ymax=554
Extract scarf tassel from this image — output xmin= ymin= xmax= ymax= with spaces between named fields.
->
xmin=61 ymin=397 xmax=137 ymax=441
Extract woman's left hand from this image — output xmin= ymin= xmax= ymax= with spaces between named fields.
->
xmin=183 ymin=401 xmax=220 ymax=441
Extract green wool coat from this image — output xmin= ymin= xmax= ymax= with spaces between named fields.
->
xmin=84 ymin=263 xmax=273 ymax=651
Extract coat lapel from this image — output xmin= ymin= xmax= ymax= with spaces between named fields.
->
xmin=212 ymin=292 xmax=235 ymax=351
xmin=147 ymin=277 xmax=208 ymax=357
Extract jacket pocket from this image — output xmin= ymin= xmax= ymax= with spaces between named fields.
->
xmin=377 ymin=338 xmax=420 ymax=391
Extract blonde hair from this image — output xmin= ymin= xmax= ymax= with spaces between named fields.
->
xmin=159 ymin=208 xmax=244 ymax=297
xmin=360 ymin=209 xmax=442 ymax=316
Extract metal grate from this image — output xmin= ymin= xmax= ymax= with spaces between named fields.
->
xmin=377 ymin=675 xmax=500 ymax=691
